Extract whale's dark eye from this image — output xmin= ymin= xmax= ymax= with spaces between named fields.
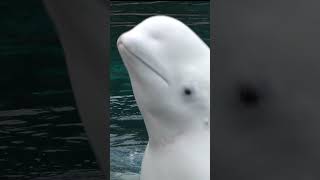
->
xmin=184 ymin=88 xmax=192 ymax=96
xmin=239 ymin=84 xmax=260 ymax=107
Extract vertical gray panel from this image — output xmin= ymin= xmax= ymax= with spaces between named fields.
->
xmin=214 ymin=0 xmax=320 ymax=179
xmin=43 ymin=0 xmax=110 ymax=178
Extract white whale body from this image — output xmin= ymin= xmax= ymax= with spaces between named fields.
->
xmin=117 ymin=15 xmax=210 ymax=180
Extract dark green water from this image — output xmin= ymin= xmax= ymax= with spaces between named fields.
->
xmin=0 ymin=1 xmax=209 ymax=179
xmin=0 ymin=1 xmax=100 ymax=179
xmin=110 ymin=1 xmax=209 ymax=179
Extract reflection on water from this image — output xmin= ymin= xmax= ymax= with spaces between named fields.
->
xmin=0 ymin=107 xmax=99 ymax=179
xmin=110 ymin=1 xmax=209 ymax=179
xmin=110 ymin=95 xmax=147 ymax=179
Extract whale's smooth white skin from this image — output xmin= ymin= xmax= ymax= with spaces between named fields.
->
xmin=117 ymin=16 xmax=210 ymax=180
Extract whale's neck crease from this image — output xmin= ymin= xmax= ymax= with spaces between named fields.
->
xmin=142 ymin=114 xmax=180 ymax=149
xmin=143 ymin=113 xmax=206 ymax=150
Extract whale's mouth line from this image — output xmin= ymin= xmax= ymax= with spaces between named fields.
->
xmin=118 ymin=42 xmax=169 ymax=85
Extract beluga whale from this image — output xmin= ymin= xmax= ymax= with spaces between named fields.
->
xmin=117 ymin=16 xmax=210 ymax=180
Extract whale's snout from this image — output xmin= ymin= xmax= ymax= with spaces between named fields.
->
xmin=117 ymin=32 xmax=130 ymax=48
xmin=117 ymin=17 xmax=169 ymax=50
xmin=116 ymin=35 xmax=123 ymax=47
xmin=117 ymin=30 xmax=143 ymax=55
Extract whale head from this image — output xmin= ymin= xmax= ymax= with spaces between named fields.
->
xmin=117 ymin=16 xmax=210 ymax=145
